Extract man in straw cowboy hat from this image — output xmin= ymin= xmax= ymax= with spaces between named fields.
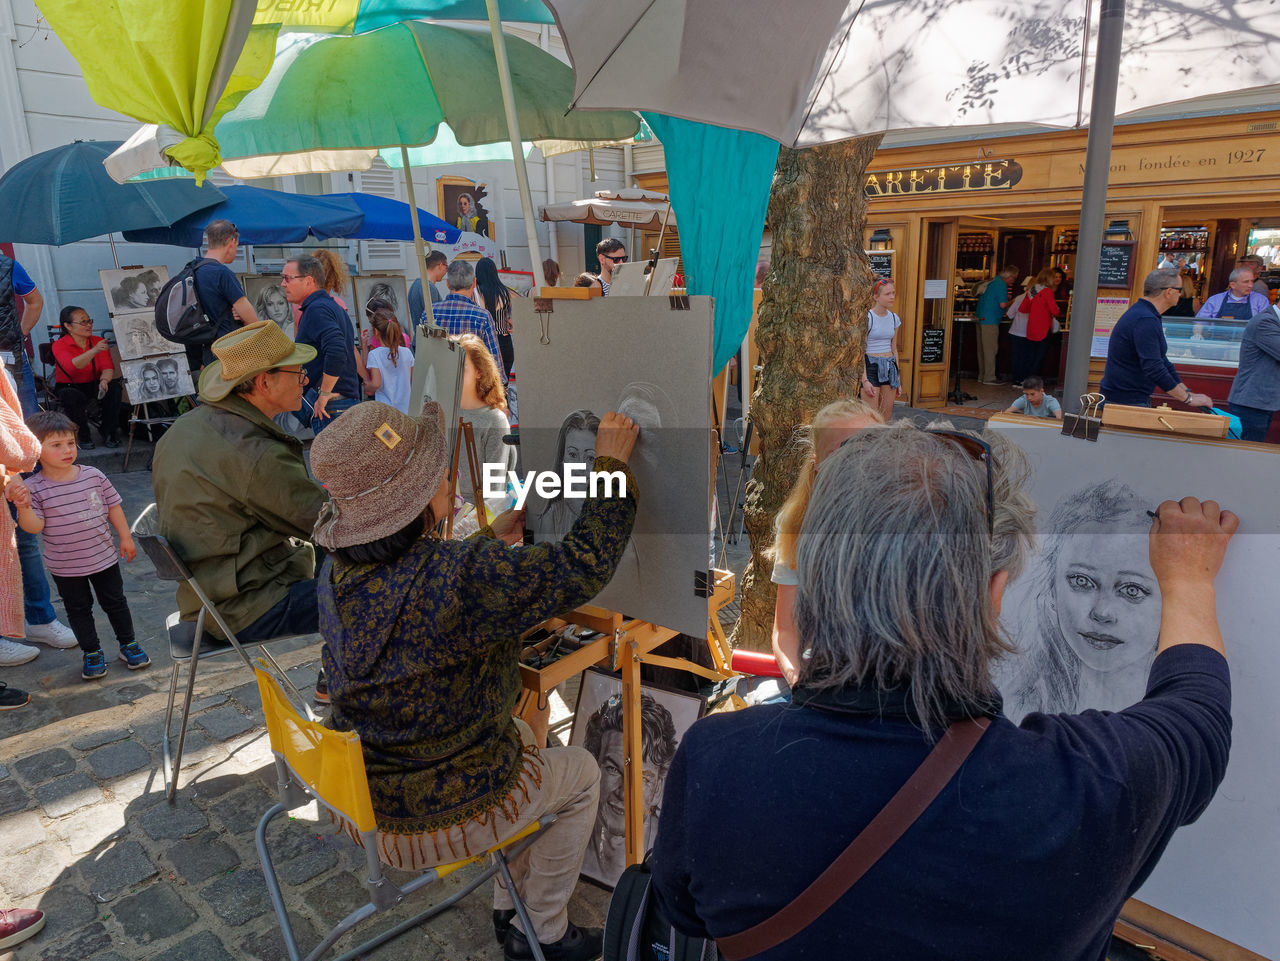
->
xmin=154 ymin=322 xmax=328 ymax=645
xmin=309 ymin=399 xmax=639 ymax=961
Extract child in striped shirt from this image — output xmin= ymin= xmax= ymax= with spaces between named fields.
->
xmin=6 ymin=411 xmax=148 ymax=680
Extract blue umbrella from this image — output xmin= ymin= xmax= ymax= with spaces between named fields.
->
xmin=0 ymin=140 xmax=225 ymax=246
xmin=327 ymin=192 xmax=461 ymax=244
xmin=122 ymin=185 xmax=365 ymax=246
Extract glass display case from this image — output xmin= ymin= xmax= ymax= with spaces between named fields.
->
xmin=1162 ymin=315 xmax=1246 ymax=369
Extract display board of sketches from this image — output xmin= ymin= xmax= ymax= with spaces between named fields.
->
xmin=111 ymin=313 xmax=182 ymax=361
xmin=513 ymin=296 xmax=713 ymax=638
xmin=100 ymin=266 xmax=168 ymax=314
xmin=121 ymin=355 xmax=194 ymax=403
xmin=354 ymin=275 xmax=410 ymax=340
xmin=988 ymin=416 xmax=1280 ymax=956
xmin=408 ymin=328 xmax=463 ymax=427
xmin=242 ymin=275 xmax=296 ymax=340
xmin=568 ymin=667 xmax=705 ymax=888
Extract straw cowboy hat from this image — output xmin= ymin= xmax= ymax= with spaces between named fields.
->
xmin=198 ymin=321 xmax=316 ymax=402
xmin=310 ymin=400 xmax=449 ymax=550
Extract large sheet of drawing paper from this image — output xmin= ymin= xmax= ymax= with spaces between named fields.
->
xmin=988 ymin=416 xmax=1280 ymax=957
xmin=513 ymin=296 xmax=713 ymax=638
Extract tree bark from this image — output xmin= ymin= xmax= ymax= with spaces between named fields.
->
xmin=730 ymin=134 xmax=884 ymax=653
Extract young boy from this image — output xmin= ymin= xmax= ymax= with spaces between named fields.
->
xmin=6 ymin=411 xmax=148 ymax=679
xmin=1004 ymin=375 xmax=1063 ymax=420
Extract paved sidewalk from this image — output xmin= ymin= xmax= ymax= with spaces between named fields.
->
xmin=0 ymin=468 xmax=611 ymax=961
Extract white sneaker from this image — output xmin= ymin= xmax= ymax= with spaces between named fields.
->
xmin=24 ymin=619 xmax=79 ymax=649
xmin=0 ymin=638 xmax=40 ymax=666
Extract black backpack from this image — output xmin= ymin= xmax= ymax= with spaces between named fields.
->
xmin=604 ymin=854 xmax=717 ymax=961
xmin=154 ymin=257 xmax=219 ymax=345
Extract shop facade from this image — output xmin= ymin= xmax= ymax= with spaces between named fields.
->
xmin=863 ymin=110 xmax=1280 ymax=409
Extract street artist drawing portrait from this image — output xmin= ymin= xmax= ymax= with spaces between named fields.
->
xmin=569 ymin=668 xmax=702 ymax=887
xmin=999 ymin=481 xmax=1162 ymax=719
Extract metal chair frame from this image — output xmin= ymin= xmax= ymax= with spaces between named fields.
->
xmin=130 ymin=504 xmax=311 ymax=802
xmin=254 ymin=667 xmax=552 ymax=961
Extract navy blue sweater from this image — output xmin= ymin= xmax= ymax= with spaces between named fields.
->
xmin=652 ymin=645 xmax=1230 ymax=961
xmin=296 ymin=290 xmax=359 ymax=401
xmin=1099 ymin=299 xmax=1181 ymax=406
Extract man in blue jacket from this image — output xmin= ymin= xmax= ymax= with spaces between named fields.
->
xmin=1101 ymin=268 xmax=1213 ymax=408
xmin=1227 ymin=302 xmax=1280 ymax=441
xmin=284 ymin=255 xmax=359 ymax=434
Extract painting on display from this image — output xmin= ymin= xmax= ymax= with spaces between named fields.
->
xmin=120 ymin=355 xmax=194 ymax=404
xmin=99 ymin=266 xmax=169 ymax=314
xmin=513 ymin=296 xmax=714 ymax=638
xmin=987 ymin=416 xmax=1280 ymax=957
xmin=436 ymin=175 xmax=495 ymax=239
xmin=497 ymin=269 xmax=536 ymax=298
xmin=111 ymin=314 xmax=183 ymax=361
xmin=241 ymin=275 xmax=295 ymax=340
xmin=568 ymin=667 xmax=705 ymax=888
xmin=353 ymin=275 xmax=411 ymax=343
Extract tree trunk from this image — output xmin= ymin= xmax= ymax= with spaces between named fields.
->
xmin=730 ymin=134 xmax=884 ymax=653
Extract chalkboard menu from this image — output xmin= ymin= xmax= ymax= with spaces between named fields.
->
xmin=1098 ymin=241 xmax=1136 ymax=289
xmin=867 ymin=251 xmax=893 ymax=280
xmin=920 ymin=328 xmax=946 ymax=364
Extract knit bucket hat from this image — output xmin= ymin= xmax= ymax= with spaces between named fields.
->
xmin=199 ymin=321 xmax=316 ymax=402
xmin=310 ymin=400 xmax=449 ymax=550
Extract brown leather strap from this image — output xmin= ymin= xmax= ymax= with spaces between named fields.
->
xmin=716 ymin=717 xmax=990 ymax=961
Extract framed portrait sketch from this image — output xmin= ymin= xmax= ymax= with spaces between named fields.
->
xmin=99 ymin=266 xmax=169 ymax=315
xmin=120 ymin=355 xmax=193 ymax=404
xmin=568 ymin=667 xmax=705 ymax=888
xmin=111 ymin=314 xmax=183 ymax=361
xmin=242 ymin=275 xmax=296 ymax=340
xmin=354 ymin=275 xmax=410 ymax=340
xmin=436 ymin=175 xmax=494 ymax=239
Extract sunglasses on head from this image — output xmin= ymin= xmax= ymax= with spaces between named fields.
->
xmin=872 ymin=278 xmax=894 ymax=293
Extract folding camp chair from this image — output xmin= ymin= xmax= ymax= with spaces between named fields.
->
xmin=130 ymin=504 xmax=312 ymax=801
xmin=253 ymin=666 xmax=554 ymax=961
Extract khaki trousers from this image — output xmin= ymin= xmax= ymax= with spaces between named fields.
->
xmin=349 ymin=721 xmax=600 ymax=945
xmin=977 ymin=322 xmax=1001 ymax=383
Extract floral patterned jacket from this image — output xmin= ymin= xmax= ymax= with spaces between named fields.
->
xmin=320 ymin=456 xmax=637 ymax=835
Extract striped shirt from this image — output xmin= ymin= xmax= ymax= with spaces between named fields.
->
xmin=27 ymin=465 xmax=122 ymax=576
xmin=432 ymin=293 xmax=505 ymax=382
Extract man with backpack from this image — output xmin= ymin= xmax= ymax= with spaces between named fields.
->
xmin=182 ymin=220 xmax=262 ymax=375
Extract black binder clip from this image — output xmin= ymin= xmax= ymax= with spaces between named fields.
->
xmin=1062 ymin=392 xmax=1104 ymax=441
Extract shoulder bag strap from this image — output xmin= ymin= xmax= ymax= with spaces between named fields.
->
xmin=716 ymin=717 xmax=990 ymax=961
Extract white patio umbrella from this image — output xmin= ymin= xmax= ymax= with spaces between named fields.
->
xmin=540 ymin=188 xmax=676 ymax=229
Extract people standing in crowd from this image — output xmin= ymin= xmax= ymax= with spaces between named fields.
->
xmin=354 ymin=308 xmax=413 ymax=415
xmin=653 ymin=424 xmax=1237 ymax=960
xmin=1237 ymin=255 xmax=1270 ymax=298
xmin=9 ymin=411 xmax=148 ymax=681
xmin=51 ymin=306 xmax=122 ymax=449
xmin=1100 ymin=269 xmax=1214 ymax=409
xmin=1195 ymin=268 xmax=1270 ymax=336
xmin=154 ymin=322 xmax=327 ymax=648
xmin=0 ymin=261 xmax=77 ymax=658
xmin=409 ymin=251 xmax=449 ymax=325
xmin=1014 ymin=267 xmax=1061 ymax=382
xmin=1174 ymin=259 xmax=1200 ymax=317
xmin=312 ymin=249 xmax=351 ymax=313
xmin=1227 ymin=299 xmax=1280 ymax=442
xmin=188 ymin=220 xmax=262 ymax=373
xmin=1005 ymin=276 xmax=1033 ymax=382
xmin=975 ymin=266 xmax=1018 ymax=385
xmin=474 ymin=257 xmax=514 ymax=379
xmin=434 ymin=260 xmax=505 ymax=384
xmin=309 ymin=400 xmax=639 ymax=961
xmin=285 ymin=256 xmax=359 ymax=434
xmin=770 ymin=399 xmax=882 ymax=685
xmin=456 ymin=333 xmax=515 ymax=518
xmin=1004 ymin=375 xmax=1063 ymax=419
xmin=595 ymin=239 xmax=627 ymax=295
xmin=860 ymin=278 xmax=902 ymax=424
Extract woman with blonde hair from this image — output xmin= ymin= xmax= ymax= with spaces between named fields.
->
xmin=456 ymin=334 xmax=515 ymax=517
xmin=312 ymin=249 xmax=350 ymax=310
xmin=771 ymin=398 xmax=883 ymax=683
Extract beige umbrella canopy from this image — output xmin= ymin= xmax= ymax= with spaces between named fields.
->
xmin=539 ymin=188 xmax=675 ymax=229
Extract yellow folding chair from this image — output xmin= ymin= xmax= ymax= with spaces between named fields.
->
xmin=253 ymin=666 xmax=554 ymax=961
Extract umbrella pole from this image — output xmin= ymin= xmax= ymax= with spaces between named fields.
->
xmin=644 ymin=202 xmax=674 ymax=295
xmin=1063 ymin=0 xmax=1126 ymax=411
xmin=401 ymin=146 xmax=436 ymax=327
xmin=108 ymin=233 xmax=120 ymax=269
xmin=485 ymin=0 xmax=543 ymax=276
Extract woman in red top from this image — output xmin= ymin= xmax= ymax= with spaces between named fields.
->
xmin=50 ymin=306 xmax=121 ymax=449
xmin=1016 ymin=266 xmax=1062 ymax=380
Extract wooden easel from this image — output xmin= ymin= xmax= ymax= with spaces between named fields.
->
xmin=517 ymin=570 xmax=739 ymax=868
xmin=444 ymin=418 xmax=486 ymax=539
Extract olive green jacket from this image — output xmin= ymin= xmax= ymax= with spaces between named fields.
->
xmin=153 ymin=395 xmax=327 ymax=637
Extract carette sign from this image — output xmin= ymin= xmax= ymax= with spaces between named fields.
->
xmin=865 ymin=160 xmax=1023 ymax=198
